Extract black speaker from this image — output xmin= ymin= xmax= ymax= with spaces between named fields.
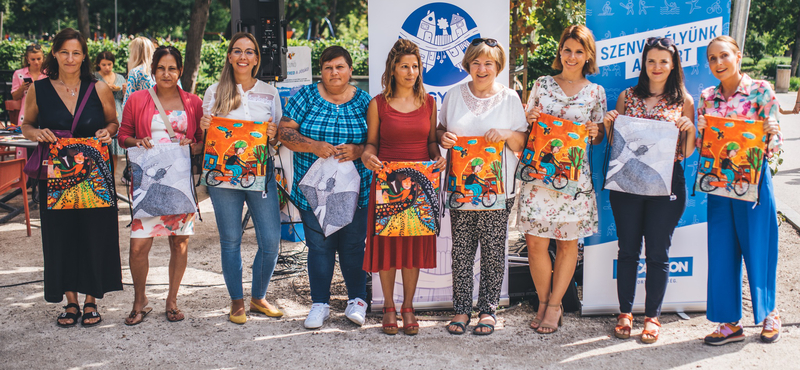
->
xmin=231 ymin=0 xmax=288 ymax=82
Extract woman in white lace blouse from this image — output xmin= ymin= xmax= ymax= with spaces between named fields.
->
xmin=436 ymin=38 xmax=528 ymax=336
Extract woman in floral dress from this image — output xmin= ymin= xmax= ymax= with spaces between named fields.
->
xmin=519 ymin=25 xmax=606 ymax=334
xmin=118 ymin=46 xmax=204 ymax=325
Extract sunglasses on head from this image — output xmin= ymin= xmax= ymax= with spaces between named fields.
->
xmin=646 ymin=37 xmax=675 ymax=48
xmin=471 ymin=38 xmax=498 ymax=47
xmin=26 ymin=44 xmax=42 ymax=51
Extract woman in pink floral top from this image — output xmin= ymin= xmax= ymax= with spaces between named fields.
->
xmin=602 ymin=37 xmax=696 ymax=344
xmin=696 ymin=36 xmax=782 ymax=346
xmin=520 ymin=25 xmax=605 ymax=334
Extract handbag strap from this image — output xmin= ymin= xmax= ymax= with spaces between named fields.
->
xmin=71 ymin=82 xmax=96 ymax=134
xmin=148 ymin=87 xmax=177 ymax=141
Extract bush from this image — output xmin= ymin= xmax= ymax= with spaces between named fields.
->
xmin=791 ymin=76 xmax=800 ymax=92
xmin=762 ymin=59 xmax=779 ymax=79
xmin=526 ymin=36 xmax=559 ymax=90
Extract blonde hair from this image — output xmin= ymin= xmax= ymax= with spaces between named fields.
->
xmin=461 ymin=40 xmax=506 ymax=74
xmin=211 ymin=32 xmax=263 ymax=116
xmin=381 ymin=39 xmax=427 ymax=107
xmin=553 ymin=25 xmax=598 ymax=76
xmin=707 ymin=35 xmax=740 ymax=55
xmin=127 ymin=36 xmax=156 ymax=74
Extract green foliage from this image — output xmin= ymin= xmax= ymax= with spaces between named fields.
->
xmin=288 ymin=38 xmax=368 ymax=75
xmin=744 ymin=32 xmax=767 ymax=66
xmin=530 ymin=0 xmax=586 ymax=46
xmin=568 ymin=146 xmax=584 ymax=170
xmin=526 ymin=36 xmax=559 ymax=89
xmin=0 ymin=40 xmax=39 ymax=71
xmin=790 ymin=77 xmax=800 ymax=92
xmin=762 ymin=59 xmax=779 ymax=79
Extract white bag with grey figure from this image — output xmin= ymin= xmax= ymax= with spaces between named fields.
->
xmin=298 ymin=156 xmax=361 ymax=237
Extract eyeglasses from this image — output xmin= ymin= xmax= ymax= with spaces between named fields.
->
xmin=231 ymin=48 xmax=257 ymax=57
xmin=645 ymin=37 xmax=675 ymax=48
xmin=470 ymin=38 xmax=498 ymax=47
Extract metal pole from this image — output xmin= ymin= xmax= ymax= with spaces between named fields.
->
xmin=729 ymin=0 xmax=751 ymax=53
xmin=114 ymin=0 xmax=118 ymax=41
xmin=1 ymin=12 xmax=4 ymax=40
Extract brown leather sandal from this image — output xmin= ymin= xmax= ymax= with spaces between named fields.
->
xmin=641 ymin=316 xmax=661 ymax=344
xmin=615 ymin=313 xmax=633 ymax=339
xmin=382 ymin=307 xmax=399 ymax=335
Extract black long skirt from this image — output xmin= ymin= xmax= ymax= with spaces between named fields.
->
xmin=39 ymin=180 xmax=123 ymax=302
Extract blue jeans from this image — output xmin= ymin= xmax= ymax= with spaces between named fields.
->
xmin=207 ymin=162 xmax=280 ymax=300
xmin=299 ymin=206 xmax=367 ymax=304
xmin=541 ymin=162 xmax=556 ymax=177
xmin=226 ymin=164 xmax=243 ymax=178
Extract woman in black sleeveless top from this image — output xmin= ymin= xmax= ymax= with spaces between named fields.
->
xmin=21 ymin=28 xmax=122 ymax=327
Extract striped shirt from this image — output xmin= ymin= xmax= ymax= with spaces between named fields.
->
xmin=283 ymin=83 xmax=372 ymax=211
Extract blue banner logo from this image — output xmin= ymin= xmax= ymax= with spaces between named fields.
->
xmin=612 ymin=257 xmax=693 ymax=279
xmin=399 ymin=2 xmax=481 ymax=87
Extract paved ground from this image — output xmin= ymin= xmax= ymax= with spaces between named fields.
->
xmin=772 ymin=92 xmax=800 ymax=225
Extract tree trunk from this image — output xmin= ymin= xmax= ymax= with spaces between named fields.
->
xmin=181 ymin=0 xmax=212 ymax=94
xmin=792 ymin=14 xmax=800 ymax=77
xmin=75 ymin=0 xmax=90 ymax=39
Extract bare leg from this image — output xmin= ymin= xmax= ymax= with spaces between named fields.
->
xmin=231 ymin=298 xmax=245 ymax=317
xmin=58 ymin=291 xmax=80 ymax=325
xmin=538 ymin=239 xmax=578 ymax=333
xmin=526 ymin=234 xmax=552 ymax=329
xmin=129 ymin=237 xmax=154 ymax=313
xmin=400 ymin=267 xmax=420 ymax=327
xmin=379 ymin=269 xmax=397 ymax=328
xmin=166 ymin=235 xmax=189 ymax=319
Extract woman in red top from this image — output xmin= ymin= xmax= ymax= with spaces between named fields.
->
xmin=361 ymin=39 xmax=445 ymax=335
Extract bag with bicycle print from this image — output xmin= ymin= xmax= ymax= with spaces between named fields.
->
xmin=444 ymin=136 xmax=505 ymax=211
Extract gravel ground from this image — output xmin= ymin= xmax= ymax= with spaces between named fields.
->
xmin=1 ymin=180 xmax=798 ymax=369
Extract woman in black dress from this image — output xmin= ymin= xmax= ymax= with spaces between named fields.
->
xmin=21 ymin=28 xmax=122 ymax=327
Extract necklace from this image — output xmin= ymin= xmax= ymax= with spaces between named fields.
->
xmin=59 ymin=79 xmax=79 ymax=97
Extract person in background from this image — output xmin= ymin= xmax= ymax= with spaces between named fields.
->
xmin=93 ymin=51 xmax=127 ymax=174
xmin=361 ymin=39 xmax=444 ymax=335
xmin=123 ymin=36 xmax=157 ymax=106
xmin=697 ymin=35 xmax=783 ymax=346
xmin=437 ymin=38 xmax=528 ymax=335
xmin=602 ymin=36 xmax=695 ymax=344
xmin=118 ymin=46 xmax=204 ymax=325
xmin=278 ymin=46 xmax=371 ymax=330
xmin=520 ymin=25 xmax=606 ymax=335
xmin=21 ymin=28 xmax=122 ymax=328
xmin=199 ymin=32 xmax=284 ymax=325
xmin=11 ymin=44 xmax=48 ymax=126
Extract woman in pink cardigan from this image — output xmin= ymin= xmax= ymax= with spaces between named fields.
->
xmin=117 ymin=46 xmax=203 ymax=325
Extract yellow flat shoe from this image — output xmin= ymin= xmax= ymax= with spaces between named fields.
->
xmin=250 ymin=299 xmax=284 ymax=318
xmin=229 ymin=305 xmax=247 ymax=325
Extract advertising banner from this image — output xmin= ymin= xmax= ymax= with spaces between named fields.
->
xmin=583 ymin=0 xmax=730 ymax=315
xmin=369 ymin=0 xmax=510 ymax=309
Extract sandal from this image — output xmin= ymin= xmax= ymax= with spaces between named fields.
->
xmin=473 ymin=312 xmax=497 ymax=336
xmin=81 ymin=302 xmax=102 ymax=327
xmin=614 ymin=313 xmax=633 ymax=339
xmin=166 ymin=308 xmax=185 ymax=322
xmin=536 ymin=304 xmax=563 ymax=335
xmin=56 ymin=303 xmax=80 ymax=328
xmin=530 ymin=300 xmax=548 ymax=330
xmin=446 ymin=321 xmax=467 ymax=335
xmin=401 ymin=307 xmax=419 ymax=336
xmin=641 ymin=317 xmax=661 ymax=344
xmin=382 ymin=307 xmax=398 ymax=335
xmin=124 ymin=306 xmax=153 ymax=326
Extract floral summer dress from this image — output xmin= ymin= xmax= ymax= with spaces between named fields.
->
xmin=517 ymin=75 xmax=607 ymax=240
xmin=130 ymin=110 xmax=195 ymax=238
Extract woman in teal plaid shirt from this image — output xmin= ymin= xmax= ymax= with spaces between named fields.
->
xmin=279 ymin=46 xmax=372 ymax=330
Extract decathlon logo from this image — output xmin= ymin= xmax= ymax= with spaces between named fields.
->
xmin=596 ymin=17 xmax=723 ymax=79
xmin=398 ymin=2 xmax=481 ymax=87
xmin=613 ymin=257 xmax=693 ymax=279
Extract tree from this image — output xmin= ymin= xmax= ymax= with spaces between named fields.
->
xmin=181 ymin=0 xmax=211 ymax=94
xmin=747 ymin=0 xmax=799 ymax=75
xmin=75 ymin=0 xmax=89 ymax=38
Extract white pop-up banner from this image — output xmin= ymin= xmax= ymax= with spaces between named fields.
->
xmin=368 ymin=0 xmax=510 ymax=309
